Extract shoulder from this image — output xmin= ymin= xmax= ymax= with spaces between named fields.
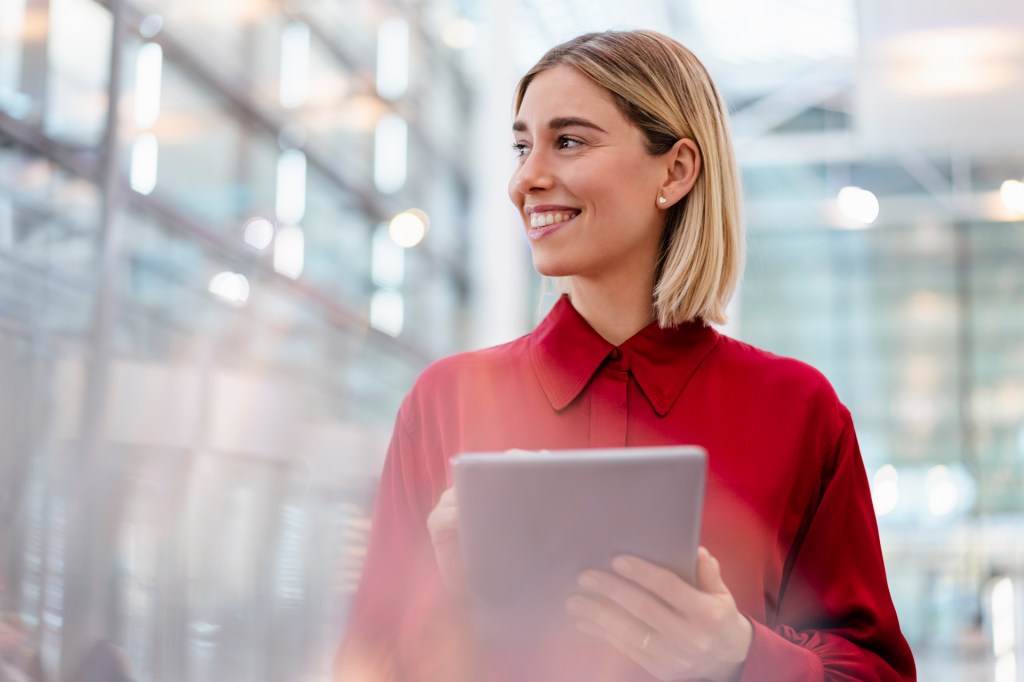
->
xmin=397 ymin=333 xmax=532 ymax=418
xmin=712 ymin=333 xmax=849 ymax=424
xmin=393 ymin=333 xmax=536 ymax=443
xmin=414 ymin=334 xmax=532 ymax=390
xmin=709 ymin=335 xmax=856 ymax=470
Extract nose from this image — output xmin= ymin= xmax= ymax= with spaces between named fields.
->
xmin=511 ymin=147 xmax=554 ymax=195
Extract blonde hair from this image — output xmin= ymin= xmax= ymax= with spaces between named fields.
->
xmin=514 ymin=30 xmax=744 ymax=326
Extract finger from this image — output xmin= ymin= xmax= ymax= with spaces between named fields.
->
xmin=437 ymin=486 xmax=457 ymax=507
xmin=577 ymin=570 xmax=676 ymax=633
xmin=572 ymin=578 xmax=709 ymax=662
xmin=427 ymin=505 xmax=459 ymax=529
xmin=567 ymin=594 xmax=650 ymax=648
xmin=610 ymin=555 xmax=703 ymax=613
xmin=566 ymin=594 xmax=695 ymax=669
xmin=428 ymin=489 xmax=457 ymax=524
xmin=695 ymin=546 xmax=728 ymax=595
xmin=574 ymin=617 xmax=678 ymax=680
xmin=426 ymin=506 xmax=460 ymax=541
xmin=427 ymin=505 xmax=458 ymax=530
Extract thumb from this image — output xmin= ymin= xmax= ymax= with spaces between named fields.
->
xmin=696 ymin=546 xmax=728 ymax=595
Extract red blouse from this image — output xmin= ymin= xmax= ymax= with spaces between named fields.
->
xmin=337 ymin=295 xmax=916 ymax=682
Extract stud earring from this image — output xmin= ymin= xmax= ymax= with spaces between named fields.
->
xmin=658 ymin=196 xmax=668 ymax=205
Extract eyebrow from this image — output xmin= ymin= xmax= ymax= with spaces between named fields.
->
xmin=512 ymin=116 xmax=608 ymax=134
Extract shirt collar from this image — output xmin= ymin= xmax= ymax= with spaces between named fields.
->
xmin=530 ymin=295 xmax=720 ymax=416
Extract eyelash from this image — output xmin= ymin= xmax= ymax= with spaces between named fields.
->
xmin=511 ymin=136 xmax=582 ymax=157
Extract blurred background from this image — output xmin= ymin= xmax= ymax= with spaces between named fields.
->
xmin=0 ymin=0 xmax=1022 ymax=680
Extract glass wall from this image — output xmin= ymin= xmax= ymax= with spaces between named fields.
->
xmin=0 ymin=0 xmax=472 ymax=680
xmin=739 ymin=215 xmax=1024 ymax=678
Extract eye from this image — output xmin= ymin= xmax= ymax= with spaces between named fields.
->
xmin=557 ymin=136 xmax=583 ymax=150
xmin=511 ymin=142 xmax=530 ymax=157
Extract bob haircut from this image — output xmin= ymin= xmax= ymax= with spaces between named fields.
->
xmin=513 ymin=30 xmax=744 ymax=327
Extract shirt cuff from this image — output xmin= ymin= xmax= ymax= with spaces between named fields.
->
xmin=736 ymin=619 xmax=824 ymax=682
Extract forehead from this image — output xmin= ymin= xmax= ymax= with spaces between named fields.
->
xmin=516 ymin=66 xmax=623 ymax=123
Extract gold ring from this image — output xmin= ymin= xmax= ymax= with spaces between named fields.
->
xmin=641 ymin=630 xmax=652 ymax=651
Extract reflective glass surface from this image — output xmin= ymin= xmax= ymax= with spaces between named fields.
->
xmin=1 ymin=0 xmax=468 ymax=680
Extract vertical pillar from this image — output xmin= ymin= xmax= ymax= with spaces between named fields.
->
xmin=467 ymin=0 xmax=531 ymax=348
xmin=20 ymin=0 xmax=51 ymax=121
xmin=951 ymin=149 xmax=979 ymax=495
xmin=60 ymin=0 xmax=128 ymax=678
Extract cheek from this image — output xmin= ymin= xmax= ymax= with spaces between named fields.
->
xmin=507 ymin=173 xmax=523 ymax=208
xmin=573 ymin=160 xmax=652 ymax=211
xmin=589 ymin=178 xmax=650 ymax=218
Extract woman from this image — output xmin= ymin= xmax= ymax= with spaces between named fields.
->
xmin=336 ymin=30 xmax=915 ymax=681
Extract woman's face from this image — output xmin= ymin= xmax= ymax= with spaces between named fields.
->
xmin=509 ymin=66 xmax=669 ymax=283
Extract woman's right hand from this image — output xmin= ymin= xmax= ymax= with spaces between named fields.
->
xmin=427 ymin=486 xmax=466 ymax=599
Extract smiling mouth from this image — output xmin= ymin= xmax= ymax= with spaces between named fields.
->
xmin=529 ymin=210 xmax=580 ymax=229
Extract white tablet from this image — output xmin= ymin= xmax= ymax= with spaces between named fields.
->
xmin=452 ymin=445 xmax=706 ymax=644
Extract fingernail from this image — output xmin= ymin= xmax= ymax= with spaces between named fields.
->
xmin=577 ymin=573 xmax=600 ymax=590
xmin=613 ymin=556 xmax=633 ymax=575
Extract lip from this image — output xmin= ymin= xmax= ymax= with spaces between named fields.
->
xmin=524 ymin=204 xmax=582 ymax=240
xmin=525 ymin=204 xmax=580 ymax=214
xmin=526 ymin=211 xmax=579 ymax=241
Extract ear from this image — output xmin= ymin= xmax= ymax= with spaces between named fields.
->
xmin=657 ymin=138 xmax=701 ymax=209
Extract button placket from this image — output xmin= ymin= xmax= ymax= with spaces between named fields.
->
xmin=589 ymin=351 xmax=629 ymax=447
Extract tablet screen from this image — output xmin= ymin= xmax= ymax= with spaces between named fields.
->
xmin=452 ymin=446 xmax=706 ymax=644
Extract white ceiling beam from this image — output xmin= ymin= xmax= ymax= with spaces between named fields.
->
xmin=730 ymin=60 xmax=853 ymax=146
xmin=746 ymin=189 xmax=1017 ymax=231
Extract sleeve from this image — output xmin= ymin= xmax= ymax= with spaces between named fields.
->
xmin=333 ymin=404 xmax=478 ymax=682
xmin=738 ymin=410 xmax=917 ymax=682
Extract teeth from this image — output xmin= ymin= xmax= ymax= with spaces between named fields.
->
xmin=529 ymin=211 xmax=576 ymax=228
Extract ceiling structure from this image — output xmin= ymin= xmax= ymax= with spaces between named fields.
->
xmin=466 ymin=0 xmax=1024 ymax=232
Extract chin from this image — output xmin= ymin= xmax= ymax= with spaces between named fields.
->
xmin=530 ymin=254 xmax=576 ymax=279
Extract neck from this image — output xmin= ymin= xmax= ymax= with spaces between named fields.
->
xmin=567 ymin=273 xmax=657 ymax=346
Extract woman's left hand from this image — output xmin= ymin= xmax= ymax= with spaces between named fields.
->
xmin=566 ymin=546 xmax=753 ymax=682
